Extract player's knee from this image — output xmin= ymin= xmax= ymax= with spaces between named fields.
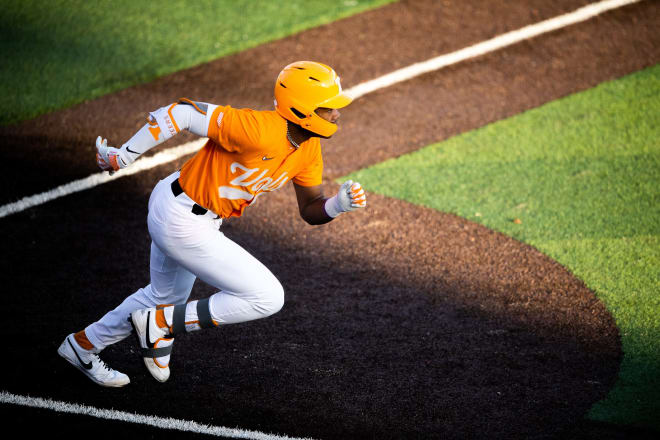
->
xmin=259 ymin=280 xmax=284 ymax=317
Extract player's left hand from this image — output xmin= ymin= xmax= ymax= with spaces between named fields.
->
xmin=342 ymin=180 xmax=367 ymax=211
xmin=324 ymin=180 xmax=367 ymax=218
xmin=95 ymin=136 xmax=129 ymax=173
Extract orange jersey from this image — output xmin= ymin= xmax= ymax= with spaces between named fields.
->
xmin=179 ymin=105 xmax=323 ymax=219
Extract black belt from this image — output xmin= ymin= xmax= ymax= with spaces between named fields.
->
xmin=171 ymin=178 xmax=209 ymax=215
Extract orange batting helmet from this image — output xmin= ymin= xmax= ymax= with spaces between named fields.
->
xmin=274 ymin=61 xmax=352 ymax=137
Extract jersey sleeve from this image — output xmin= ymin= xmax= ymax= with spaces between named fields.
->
xmin=207 ymin=105 xmax=262 ymax=153
xmin=292 ymin=142 xmax=323 ymax=187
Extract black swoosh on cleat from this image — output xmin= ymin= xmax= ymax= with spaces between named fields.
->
xmin=68 ymin=338 xmax=92 ymax=370
xmin=145 ymin=311 xmax=154 ymax=348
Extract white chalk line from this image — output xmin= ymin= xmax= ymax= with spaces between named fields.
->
xmin=347 ymin=0 xmax=641 ymax=100
xmin=0 ymin=390 xmax=316 ymax=440
xmin=0 ymin=0 xmax=640 ymax=220
xmin=0 ymin=139 xmax=206 ymax=219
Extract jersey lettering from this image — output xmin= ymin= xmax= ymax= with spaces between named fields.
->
xmin=219 ymin=161 xmax=290 ymax=201
xmin=229 ymin=162 xmax=267 ymax=187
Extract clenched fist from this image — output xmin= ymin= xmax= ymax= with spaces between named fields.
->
xmin=324 ymin=180 xmax=367 ymax=218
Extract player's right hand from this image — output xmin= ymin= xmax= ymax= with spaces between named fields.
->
xmin=95 ymin=136 xmax=129 ymax=173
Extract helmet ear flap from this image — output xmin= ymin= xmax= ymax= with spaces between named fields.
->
xmin=290 ymin=107 xmax=307 ymax=120
xmin=286 ymin=106 xmax=312 ymax=130
xmin=289 ymin=107 xmax=325 ymax=133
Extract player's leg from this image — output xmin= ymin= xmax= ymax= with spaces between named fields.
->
xmin=130 ymin=232 xmax=284 ymax=381
xmin=57 ymin=175 xmax=197 ymax=386
xmin=131 ymin=181 xmax=284 ymax=380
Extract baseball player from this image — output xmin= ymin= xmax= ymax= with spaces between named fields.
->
xmin=57 ymin=61 xmax=366 ymax=387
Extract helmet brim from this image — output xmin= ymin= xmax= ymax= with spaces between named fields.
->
xmin=318 ymin=92 xmax=352 ymax=110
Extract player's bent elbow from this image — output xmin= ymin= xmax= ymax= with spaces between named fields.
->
xmin=300 ymin=209 xmax=332 ymax=226
xmin=302 ymin=214 xmax=317 ymax=225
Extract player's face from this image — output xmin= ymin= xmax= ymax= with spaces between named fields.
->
xmin=315 ymin=107 xmax=340 ymax=124
xmin=314 ymin=107 xmax=341 ymax=138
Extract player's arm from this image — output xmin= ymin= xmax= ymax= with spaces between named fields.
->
xmin=294 ymin=180 xmax=366 ymax=225
xmin=96 ymin=98 xmax=217 ymax=172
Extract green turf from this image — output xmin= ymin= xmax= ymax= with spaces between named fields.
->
xmin=345 ymin=64 xmax=660 ymax=429
xmin=0 ymin=0 xmax=393 ymax=126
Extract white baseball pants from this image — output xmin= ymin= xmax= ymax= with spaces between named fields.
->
xmin=85 ymin=171 xmax=284 ymax=351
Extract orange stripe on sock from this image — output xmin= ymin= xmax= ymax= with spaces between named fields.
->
xmin=74 ymin=330 xmax=94 ymax=350
xmin=184 ymin=319 xmax=219 ymax=327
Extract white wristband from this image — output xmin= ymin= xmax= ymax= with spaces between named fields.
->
xmin=324 ymin=196 xmax=344 ymax=218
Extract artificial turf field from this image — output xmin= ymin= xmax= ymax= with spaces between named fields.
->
xmin=1 ymin=0 xmax=658 ymax=438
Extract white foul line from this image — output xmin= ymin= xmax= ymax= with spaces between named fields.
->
xmin=0 ymin=0 xmax=642 ymax=221
xmin=0 ymin=139 xmax=205 ymax=218
xmin=346 ymin=0 xmax=641 ymax=100
xmin=0 ymin=390 xmax=316 ymax=440
xmin=0 ymin=0 xmax=640 ymax=219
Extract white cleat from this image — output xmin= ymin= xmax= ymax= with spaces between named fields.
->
xmin=130 ymin=308 xmax=173 ymax=383
xmin=57 ymin=334 xmax=130 ymax=388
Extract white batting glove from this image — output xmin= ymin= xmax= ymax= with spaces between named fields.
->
xmin=95 ymin=136 xmax=132 ymax=173
xmin=324 ymin=180 xmax=367 ymax=218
